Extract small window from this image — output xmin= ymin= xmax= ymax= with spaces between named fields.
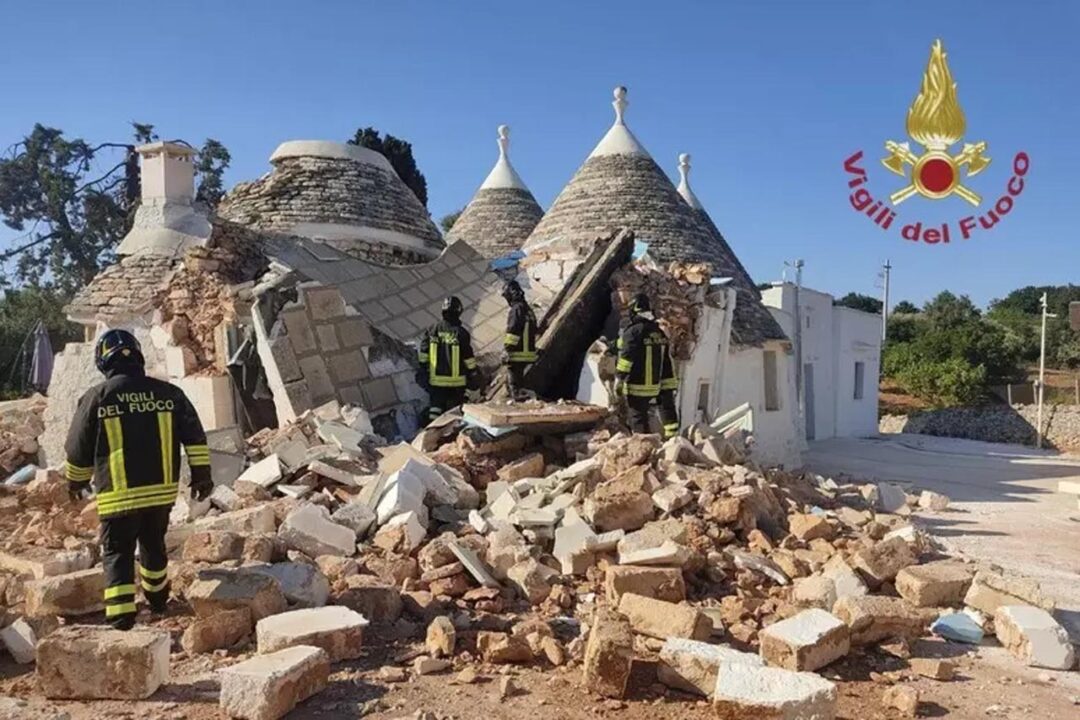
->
xmin=805 ymin=316 xmax=811 ymax=329
xmin=697 ymin=382 xmax=710 ymax=416
xmin=854 ymin=361 xmax=865 ymax=400
xmin=763 ymin=350 xmax=780 ymax=411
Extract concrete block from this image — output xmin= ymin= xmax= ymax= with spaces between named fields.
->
xmin=605 ymin=565 xmax=685 ymax=604
xmin=793 ymin=575 xmax=838 ymax=610
xmin=278 ymin=504 xmax=356 ymax=557
xmin=851 ymin=536 xmax=916 ymax=588
xmin=0 ymin=617 xmax=37 ymax=664
xmin=210 ymin=450 xmax=246 ymax=488
xmin=331 ymin=501 xmax=376 ymax=538
xmin=375 ymin=467 xmax=427 ymax=525
xmin=237 ymin=455 xmax=283 ymax=489
xmin=582 ymin=608 xmax=634 ymax=699
xmin=37 ymin=625 xmax=170 ymax=699
xmin=652 ymin=484 xmax=692 ymax=513
xmin=176 ymin=374 xmax=236 ymax=430
xmin=186 ymin=568 xmax=288 ymax=622
xmin=657 ymin=637 xmax=762 ymax=696
xmin=964 ymin=570 xmax=1051 ymax=615
xmin=210 ymin=484 xmax=242 ymax=512
xmin=759 ymin=609 xmax=850 ymax=671
xmin=24 ymin=568 xmax=105 ymax=617
xmin=448 ymin=541 xmax=500 ymax=589
xmin=994 ymin=605 xmax=1075 ymax=670
xmin=714 ymin=663 xmax=837 ymax=720
xmin=874 ymin=482 xmax=909 ymax=512
xmin=181 ymin=608 xmax=253 ymax=654
xmin=256 ymin=606 xmax=368 ymax=662
xmin=193 ymin=505 xmax=277 ymax=535
xmin=219 ymin=645 xmax=330 ymax=720
xmin=896 ymin=561 xmax=974 ymax=607
xmin=245 ymin=563 xmax=329 ymax=608
xmin=617 ymin=593 xmax=711 ymax=641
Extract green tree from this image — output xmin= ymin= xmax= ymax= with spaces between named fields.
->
xmin=0 ymin=286 xmax=81 ymax=397
xmin=194 ymin=138 xmax=231 ymax=208
xmin=348 ymin=128 xmax=428 ymax=207
xmin=440 ymin=209 xmax=462 ymax=234
xmin=835 ymin=292 xmax=882 ymax=314
xmin=892 ymin=300 xmax=919 ymax=314
xmin=923 ymin=291 xmax=980 ymax=329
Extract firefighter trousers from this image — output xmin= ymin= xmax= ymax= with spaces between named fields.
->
xmin=426 ymin=386 xmax=466 ymax=423
xmin=627 ymin=390 xmax=679 ymax=439
xmin=100 ymin=504 xmax=171 ymax=629
xmin=506 ymin=362 xmax=530 ymax=398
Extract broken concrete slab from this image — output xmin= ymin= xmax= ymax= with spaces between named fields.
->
xmin=218 ymin=645 xmax=330 ymax=720
xmin=317 ymin=421 xmax=367 ymax=457
xmin=618 ymin=540 xmax=690 ymax=567
xmin=993 ymin=605 xmax=1076 ymax=670
xmin=236 ymin=454 xmax=283 ymax=489
xmin=895 ymin=561 xmax=974 ymax=607
xmin=186 ymin=568 xmax=288 ymax=622
xmin=758 ymin=608 xmax=850 ymax=672
xmin=330 ymin=501 xmax=376 ymax=538
xmin=657 ymin=637 xmax=763 ymax=697
xmin=256 ymin=606 xmax=368 ymax=662
xmin=582 ymin=607 xmax=634 ymax=699
xmin=0 ymin=617 xmax=37 ymax=664
xmin=210 ymin=484 xmax=243 ymax=511
xmin=278 ymin=504 xmax=356 ymax=557
xmin=448 ymin=541 xmax=500 ymax=589
xmin=24 ymin=568 xmax=105 ymax=617
xmin=713 ymin=663 xmax=836 ymax=720
xmin=245 ymin=563 xmax=330 ymax=608
xmin=617 ymin=593 xmax=711 ymax=641
xmin=375 ymin=466 xmax=427 ymax=526
xmin=605 ymin=565 xmax=686 ymax=604
xmin=37 ymin=625 xmax=170 ymax=700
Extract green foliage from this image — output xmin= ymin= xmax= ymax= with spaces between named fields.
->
xmin=834 ymin=292 xmax=882 ymax=314
xmin=894 ymin=356 xmax=986 ymax=407
xmin=439 ymin=209 xmax=462 ymax=234
xmin=892 ymin=300 xmax=919 ymax=314
xmin=985 ymin=285 xmax=1080 ymax=370
xmin=348 ymin=127 xmax=428 ymax=208
xmin=194 ymin=138 xmax=231 ymax=208
xmin=0 ymin=286 xmax=81 ymax=397
xmin=923 ymin=290 xmax=980 ymax=329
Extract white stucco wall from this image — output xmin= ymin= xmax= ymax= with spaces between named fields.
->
xmin=833 ymin=307 xmax=881 ymax=438
xmin=718 ymin=342 xmax=803 ymax=468
xmin=677 ymin=289 xmax=735 ymax=426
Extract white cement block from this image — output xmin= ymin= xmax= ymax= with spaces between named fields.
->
xmin=713 ymin=663 xmax=837 ymax=719
xmin=0 ymin=617 xmax=37 ymax=664
xmin=219 ymin=645 xmax=329 ymax=720
xmin=256 ymin=606 xmax=368 ymax=662
xmin=278 ymin=504 xmax=356 ymax=557
xmin=237 ymin=455 xmax=283 ymax=489
xmin=994 ymin=605 xmax=1076 ymax=670
xmin=658 ymin=637 xmax=763 ymax=696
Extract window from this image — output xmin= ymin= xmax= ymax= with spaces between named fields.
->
xmin=696 ymin=381 xmax=711 ymax=419
xmin=763 ymin=350 xmax=780 ymax=411
xmin=854 ymin=361 xmax=865 ymax=400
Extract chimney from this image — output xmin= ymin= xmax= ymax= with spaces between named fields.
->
xmin=137 ymin=141 xmax=196 ymax=203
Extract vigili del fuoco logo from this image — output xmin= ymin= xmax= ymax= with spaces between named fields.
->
xmin=843 ymin=39 xmax=1029 ymax=244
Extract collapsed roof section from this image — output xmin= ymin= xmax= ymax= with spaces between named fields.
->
xmin=675 ymin=154 xmax=787 ymax=346
xmin=218 ymin=140 xmax=445 ymax=265
xmin=447 ymin=125 xmax=543 ymax=259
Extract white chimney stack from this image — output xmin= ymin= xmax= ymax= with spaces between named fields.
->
xmin=137 ymin=141 xmax=196 ymax=203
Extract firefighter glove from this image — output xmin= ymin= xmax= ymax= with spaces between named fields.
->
xmin=68 ymin=480 xmax=91 ymax=502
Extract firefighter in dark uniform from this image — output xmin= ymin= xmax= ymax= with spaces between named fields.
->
xmin=502 ymin=280 xmax=538 ymax=398
xmin=417 ymin=296 xmax=479 ymax=423
xmin=64 ymin=329 xmax=213 ymax=629
xmin=615 ymin=293 xmax=680 ymax=438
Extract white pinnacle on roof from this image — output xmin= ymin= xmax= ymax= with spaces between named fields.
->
xmin=588 ymin=86 xmax=649 ymax=158
xmin=479 ymin=125 xmax=529 ymax=190
xmin=676 ymin=153 xmax=704 ymax=210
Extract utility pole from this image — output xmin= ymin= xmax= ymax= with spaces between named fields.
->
xmin=880 ymin=259 xmax=892 ymax=343
xmin=785 ymin=259 xmax=805 ymax=409
xmin=1036 ymin=292 xmax=1057 ymax=449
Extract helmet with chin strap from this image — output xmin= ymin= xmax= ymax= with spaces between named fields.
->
xmin=442 ymin=296 xmax=464 ymax=321
xmin=95 ymin=329 xmax=144 ymax=373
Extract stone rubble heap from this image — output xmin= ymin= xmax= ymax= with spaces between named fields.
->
xmin=0 ymin=400 xmax=1075 ymax=719
xmin=0 ymin=395 xmax=48 ymax=480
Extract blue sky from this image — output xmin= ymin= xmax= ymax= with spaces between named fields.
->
xmin=1 ymin=0 xmax=1077 ymax=308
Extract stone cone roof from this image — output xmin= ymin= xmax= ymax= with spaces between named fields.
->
xmin=218 ymin=140 xmax=444 ymax=265
xmin=676 ymin=154 xmax=788 ymax=346
xmin=448 ymin=126 xmax=542 ymax=258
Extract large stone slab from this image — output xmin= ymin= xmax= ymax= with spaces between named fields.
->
xmin=582 ymin=608 xmax=634 ymax=699
xmin=617 ymin=593 xmax=711 ymax=641
xmin=219 ymin=645 xmax=329 ymax=720
xmin=994 ymin=605 xmax=1076 ymax=670
xmin=37 ymin=625 xmax=169 ymax=699
xmin=24 ymin=568 xmax=105 ymax=617
xmin=851 ymin=536 xmax=915 ymax=588
xmin=759 ymin=609 xmax=850 ymax=672
xmin=0 ymin=617 xmax=37 ymax=664
xmin=964 ymin=570 xmax=1051 ymax=615
xmin=244 ymin=563 xmax=330 ymax=608
xmin=714 ymin=663 xmax=837 ymax=720
xmin=605 ymin=565 xmax=685 ymax=604
xmin=833 ymin=596 xmax=935 ymax=646
xmin=0 ymin=546 xmax=95 ymax=580
xmin=185 ymin=568 xmax=288 ymax=621
xmin=895 ymin=561 xmax=974 ymax=607
xmin=256 ymin=606 xmax=368 ymax=662
xmin=278 ymin=504 xmax=356 ymax=558
xmin=657 ymin=637 xmax=763 ymax=696
xmin=181 ymin=608 xmax=254 ymax=654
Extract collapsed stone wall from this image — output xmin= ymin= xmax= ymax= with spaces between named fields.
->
xmin=879 ymin=403 xmax=1080 ymax=450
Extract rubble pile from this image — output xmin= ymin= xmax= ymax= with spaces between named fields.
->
xmin=610 ymin=261 xmax=711 ymax=360
xmin=0 ymin=400 xmax=1075 ymax=718
xmin=0 ymin=395 xmax=47 ymax=478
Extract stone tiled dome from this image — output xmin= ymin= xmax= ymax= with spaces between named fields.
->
xmin=218 ymin=140 xmax=444 ymax=265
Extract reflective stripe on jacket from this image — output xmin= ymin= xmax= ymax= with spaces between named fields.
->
xmin=616 ymin=314 xmax=678 ymax=398
xmin=418 ymin=320 xmax=477 ymax=388
xmin=504 ymin=300 xmax=538 ymax=364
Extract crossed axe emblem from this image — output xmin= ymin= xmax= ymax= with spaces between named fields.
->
xmin=881 ymin=140 xmax=991 ymax=206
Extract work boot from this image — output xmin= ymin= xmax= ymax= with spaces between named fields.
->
xmin=109 ymin=615 xmax=136 ymax=631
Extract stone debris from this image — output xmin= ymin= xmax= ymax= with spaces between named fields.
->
xmin=256 ymin=606 xmax=368 ymax=662
xmin=24 ymin=568 xmax=106 ymax=617
xmin=910 ymin=657 xmax=955 ymax=681
xmin=930 ymin=612 xmax=985 ymax=645
xmin=583 ymin=608 xmax=634 ymax=698
xmin=218 ymin=645 xmax=330 ymax=720
xmin=605 ymin=565 xmax=685 ymax=604
xmin=713 ymin=663 xmax=837 ymax=720
xmin=964 ymin=569 xmax=1051 ymax=615
xmin=895 ymin=560 xmax=974 ymax=607
xmin=993 ymin=605 xmax=1076 ymax=670
xmin=181 ymin=607 xmax=253 ymax=654
xmin=883 ymin=685 xmax=920 ymax=717
xmin=617 ymin=593 xmax=712 ymax=641
xmin=186 ymin=568 xmax=288 ymax=621
xmin=426 ymin=616 xmax=456 ymax=657
xmin=758 ymin=608 xmax=850 ymax=672
xmin=36 ymin=625 xmax=170 ymax=700
xmin=657 ymin=637 xmax=763 ymax=696
xmin=0 ymin=617 xmax=37 ymax=664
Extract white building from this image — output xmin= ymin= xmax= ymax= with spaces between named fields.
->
xmin=761 ymin=284 xmax=881 ymax=441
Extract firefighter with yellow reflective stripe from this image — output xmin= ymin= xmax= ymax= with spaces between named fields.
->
xmin=501 ymin=280 xmax=538 ymax=398
xmin=417 ymin=296 xmax=479 ymax=424
xmin=614 ymin=293 xmax=680 ymax=439
xmin=64 ymin=329 xmax=212 ymax=629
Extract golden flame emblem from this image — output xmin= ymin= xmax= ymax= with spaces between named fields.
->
xmin=882 ymin=40 xmax=991 ymax=205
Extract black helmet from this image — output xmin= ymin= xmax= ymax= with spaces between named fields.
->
xmin=629 ymin=293 xmax=651 ymax=315
xmin=502 ymin=280 xmax=524 ymax=302
xmin=442 ymin=296 xmax=464 ymax=321
xmin=95 ymin=329 xmax=144 ymax=373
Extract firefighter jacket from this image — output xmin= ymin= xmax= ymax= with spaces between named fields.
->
xmin=616 ymin=312 xmax=679 ymax=398
xmin=504 ymin=300 xmax=538 ymax=364
xmin=418 ymin=320 xmax=478 ymax=388
xmin=64 ymin=368 xmax=210 ymax=518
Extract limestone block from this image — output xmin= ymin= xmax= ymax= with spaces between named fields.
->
xmin=714 ymin=663 xmax=836 ymax=720
xmin=237 ymin=455 xmax=283 ymax=489
xmin=0 ymin=617 xmax=37 ymax=664
xmin=793 ymin=575 xmax=837 ymax=610
xmin=185 ymin=568 xmax=288 ymax=622
xmin=964 ymin=570 xmax=1050 ymax=615
xmin=332 ymin=575 xmax=402 ymax=623
xmin=506 ymin=558 xmax=557 ymax=604
xmin=330 ymin=502 xmax=376 ymax=538
xmin=833 ymin=596 xmax=935 ymax=646
xmin=895 ymin=561 xmax=974 ymax=607
xmin=218 ymin=645 xmax=329 ymax=720
xmin=245 ymin=562 xmax=330 ymax=608
xmin=822 ymin=556 xmax=868 ymax=600
xmin=993 ymin=605 xmax=1075 ymax=670
xmin=582 ymin=608 xmax=634 ymax=698
xmin=278 ymin=504 xmax=356 ymax=558
xmin=657 ymin=637 xmax=762 ymax=696
xmin=24 ymin=568 xmax=105 ymax=617
xmin=181 ymin=608 xmax=253 ymax=654
xmin=37 ymin=625 xmax=170 ymax=700
xmin=256 ymin=606 xmax=368 ymax=662
xmin=851 ymin=536 xmax=916 ymax=588
xmin=605 ymin=565 xmax=686 ymax=604
xmin=182 ymin=531 xmax=245 ymax=563
xmin=426 ymin=616 xmax=456 ymax=657
xmin=617 ymin=593 xmax=712 ymax=641
xmin=759 ymin=609 xmax=850 ymax=672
